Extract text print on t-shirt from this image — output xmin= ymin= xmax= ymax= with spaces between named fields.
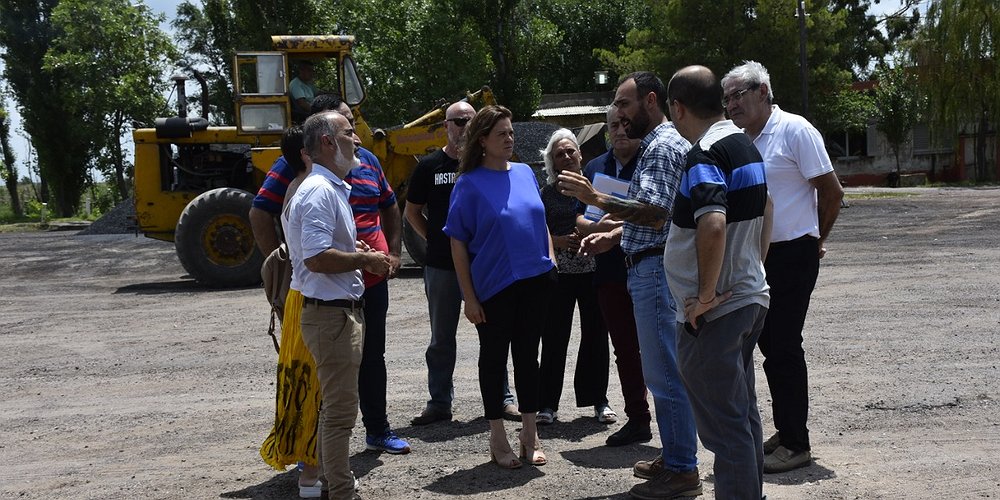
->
xmin=434 ymin=172 xmax=457 ymax=186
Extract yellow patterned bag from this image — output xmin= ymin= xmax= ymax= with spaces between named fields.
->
xmin=260 ymin=289 xmax=321 ymax=469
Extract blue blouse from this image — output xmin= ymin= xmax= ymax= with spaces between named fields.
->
xmin=443 ymin=162 xmax=554 ymax=301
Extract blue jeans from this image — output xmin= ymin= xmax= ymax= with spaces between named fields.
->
xmin=626 ymin=255 xmax=698 ymax=472
xmin=423 ymin=266 xmax=463 ymax=412
xmin=422 ymin=266 xmax=514 ymax=412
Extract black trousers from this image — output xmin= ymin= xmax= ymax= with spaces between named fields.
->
xmin=758 ymin=237 xmax=820 ymax=452
xmin=538 ymin=271 xmax=609 ymax=412
xmin=477 ymin=270 xmax=553 ymax=420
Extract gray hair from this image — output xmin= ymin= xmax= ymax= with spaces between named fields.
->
xmin=606 ymin=104 xmax=618 ymax=123
xmin=722 ymin=60 xmax=774 ymax=103
xmin=303 ymin=111 xmax=339 ymax=161
xmin=541 ymin=128 xmax=579 ymax=185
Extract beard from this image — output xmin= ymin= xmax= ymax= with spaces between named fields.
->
xmin=624 ymin=105 xmax=651 ymax=139
xmin=334 ymin=143 xmax=362 ymax=171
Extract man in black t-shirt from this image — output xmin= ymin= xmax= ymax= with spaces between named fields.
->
xmin=406 ymin=101 xmax=519 ymax=425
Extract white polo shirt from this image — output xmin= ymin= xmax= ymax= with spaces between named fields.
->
xmin=752 ymin=105 xmax=834 ymax=243
xmin=282 ymin=163 xmax=364 ymax=300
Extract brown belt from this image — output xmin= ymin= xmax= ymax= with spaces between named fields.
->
xmin=625 ymin=247 xmax=664 ymax=268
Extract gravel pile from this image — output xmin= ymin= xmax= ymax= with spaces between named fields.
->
xmin=513 ymin=121 xmax=559 ymax=166
xmin=78 ymin=198 xmax=137 ymax=235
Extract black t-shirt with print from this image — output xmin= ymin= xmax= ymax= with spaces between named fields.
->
xmin=407 ymin=149 xmax=459 ymax=270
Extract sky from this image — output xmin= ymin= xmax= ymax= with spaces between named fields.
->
xmin=2 ymin=0 xmax=925 ymax=182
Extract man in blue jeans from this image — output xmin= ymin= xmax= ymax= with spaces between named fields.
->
xmin=559 ymin=71 xmax=700 ymax=498
xmin=405 ymin=101 xmax=518 ymax=425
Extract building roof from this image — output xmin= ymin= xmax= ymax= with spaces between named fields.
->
xmin=533 ymin=105 xmax=609 ymax=118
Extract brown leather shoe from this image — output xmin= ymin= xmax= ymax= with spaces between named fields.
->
xmin=410 ymin=407 xmax=452 ymax=426
xmin=502 ymin=403 xmax=520 ymax=421
xmin=628 ymin=467 xmax=702 ymax=499
xmin=633 ymin=455 xmax=663 ymax=480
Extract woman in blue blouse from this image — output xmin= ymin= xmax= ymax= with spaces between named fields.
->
xmin=443 ymin=105 xmax=556 ymax=469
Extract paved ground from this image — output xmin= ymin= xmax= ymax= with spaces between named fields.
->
xmin=0 ymin=187 xmax=998 ymax=499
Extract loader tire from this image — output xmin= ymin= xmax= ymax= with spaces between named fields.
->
xmin=175 ymin=187 xmax=263 ymax=287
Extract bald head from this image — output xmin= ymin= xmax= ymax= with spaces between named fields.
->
xmin=446 ymin=101 xmax=475 ymax=119
xmin=444 ymin=101 xmax=476 ymax=153
xmin=667 ymin=65 xmax=724 ymax=120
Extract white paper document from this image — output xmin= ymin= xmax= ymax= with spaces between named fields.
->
xmin=583 ymin=173 xmax=630 ymax=221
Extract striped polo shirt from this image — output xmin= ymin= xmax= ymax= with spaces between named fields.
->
xmin=346 ymin=147 xmax=397 ymax=287
xmin=665 ymin=120 xmax=770 ymax=324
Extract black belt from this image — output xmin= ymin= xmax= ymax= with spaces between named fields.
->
xmin=625 ymin=247 xmax=664 ymax=268
xmin=771 ymin=234 xmax=818 ymax=247
xmin=303 ymin=297 xmax=365 ymax=310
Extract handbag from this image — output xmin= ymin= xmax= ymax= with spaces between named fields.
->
xmin=261 ymin=243 xmax=292 ymax=352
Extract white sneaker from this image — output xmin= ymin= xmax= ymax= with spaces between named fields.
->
xmin=298 ymin=479 xmax=322 ymax=499
xmin=298 ymin=474 xmax=358 ymax=497
xmin=595 ymin=404 xmax=618 ymax=424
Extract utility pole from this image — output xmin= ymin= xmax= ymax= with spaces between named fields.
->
xmin=797 ymin=0 xmax=809 ymax=119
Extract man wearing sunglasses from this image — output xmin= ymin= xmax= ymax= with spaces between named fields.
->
xmin=722 ymin=60 xmax=844 ymax=474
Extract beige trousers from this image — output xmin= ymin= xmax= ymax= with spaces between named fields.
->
xmin=300 ymin=303 xmax=364 ymax=500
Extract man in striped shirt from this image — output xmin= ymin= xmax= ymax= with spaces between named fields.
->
xmin=664 ymin=65 xmax=772 ymax=500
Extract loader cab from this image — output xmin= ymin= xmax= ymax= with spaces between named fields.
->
xmin=233 ymin=35 xmax=366 ymax=135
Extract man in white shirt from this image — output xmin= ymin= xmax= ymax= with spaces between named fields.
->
xmin=284 ymin=110 xmax=391 ymax=499
xmin=722 ymin=60 xmax=844 ymax=473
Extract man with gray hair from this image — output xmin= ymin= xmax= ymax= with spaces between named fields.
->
xmin=574 ymin=105 xmax=652 ymax=445
xmin=722 ymin=60 xmax=844 ymax=473
xmin=284 ymin=110 xmax=391 ymax=499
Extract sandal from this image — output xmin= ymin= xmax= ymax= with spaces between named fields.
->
xmin=489 ymin=438 xmax=522 ymax=469
xmin=519 ymin=431 xmax=547 ymax=466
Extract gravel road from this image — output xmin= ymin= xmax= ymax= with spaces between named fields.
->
xmin=1 ymin=187 xmax=998 ymax=499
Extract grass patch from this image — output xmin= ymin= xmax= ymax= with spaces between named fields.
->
xmin=844 ymin=191 xmax=915 ymax=200
xmin=0 ymin=222 xmax=44 ymax=233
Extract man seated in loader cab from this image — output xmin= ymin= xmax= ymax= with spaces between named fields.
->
xmin=290 ymin=60 xmax=320 ymax=123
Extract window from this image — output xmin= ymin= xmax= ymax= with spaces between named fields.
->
xmin=235 ymin=53 xmax=286 ymax=96
xmin=343 ymin=56 xmax=365 ymax=106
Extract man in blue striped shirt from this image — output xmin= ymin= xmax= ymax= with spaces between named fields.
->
xmin=663 ymin=65 xmax=773 ymax=500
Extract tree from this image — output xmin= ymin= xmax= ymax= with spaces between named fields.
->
xmin=593 ymin=0 xmax=856 ymax=130
xmin=44 ymin=0 xmax=177 ymax=202
xmin=172 ymin=0 xmax=322 ymax=125
xmin=913 ymin=0 xmax=999 ymax=181
xmin=534 ymin=0 xmax=649 ymax=94
xmin=451 ymin=0 xmax=561 ymax=120
xmin=0 ymin=104 xmax=22 ymax=217
xmin=0 ymin=0 xmax=91 ymax=216
xmin=335 ymin=0 xmax=493 ymax=125
xmin=872 ymin=64 xmax=924 ymax=178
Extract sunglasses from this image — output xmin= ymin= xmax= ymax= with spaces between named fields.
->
xmin=446 ymin=117 xmax=471 ymax=127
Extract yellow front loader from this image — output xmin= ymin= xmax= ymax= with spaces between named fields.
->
xmin=133 ymin=35 xmax=495 ymax=287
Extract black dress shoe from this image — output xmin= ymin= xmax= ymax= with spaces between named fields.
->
xmin=605 ymin=418 xmax=652 ymax=446
xmin=410 ymin=408 xmax=452 ymax=426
